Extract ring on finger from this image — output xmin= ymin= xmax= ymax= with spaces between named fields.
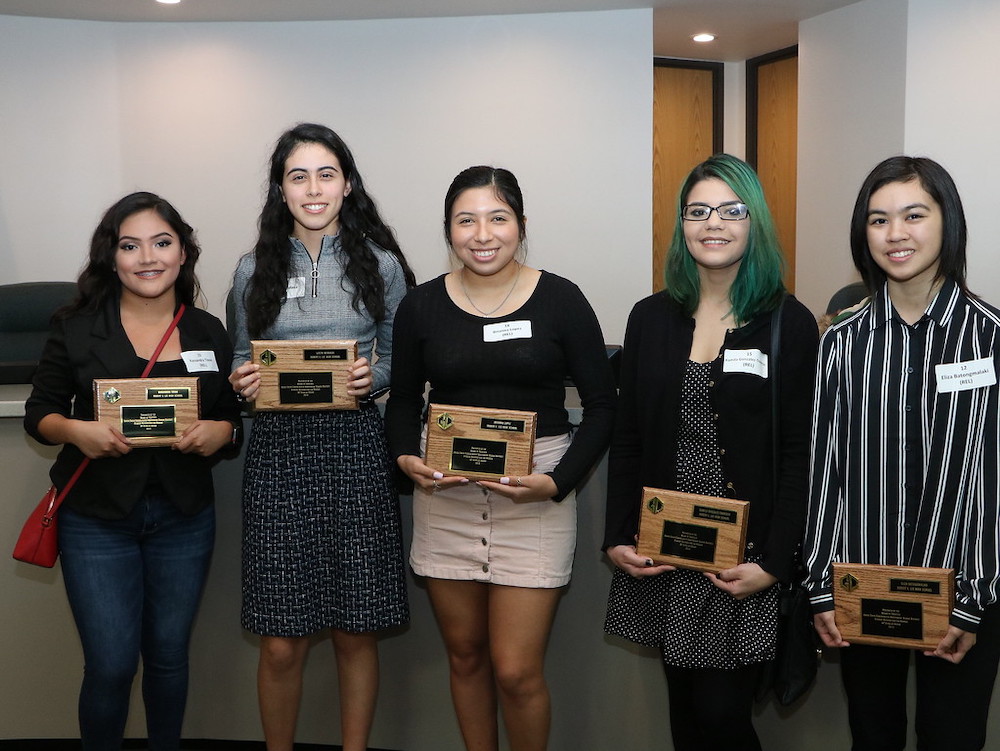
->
xmin=515 ymin=477 xmax=522 ymax=487
xmin=433 ymin=479 xmax=441 ymax=491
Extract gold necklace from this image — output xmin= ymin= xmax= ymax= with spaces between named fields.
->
xmin=461 ymin=263 xmax=521 ymax=317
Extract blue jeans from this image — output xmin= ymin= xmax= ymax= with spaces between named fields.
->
xmin=59 ymin=494 xmax=215 ymax=751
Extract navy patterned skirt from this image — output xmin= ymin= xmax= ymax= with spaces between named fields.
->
xmin=241 ymin=406 xmax=409 ymax=636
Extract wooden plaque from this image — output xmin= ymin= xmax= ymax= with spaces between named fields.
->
xmin=832 ymin=562 xmax=955 ymax=649
xmin=251 ymin=339 xmax=358 ymax=411
xmin=424 ymin=403 xmax=536 ymax=481
xmin=636 ymin=487 xmax=749 ymax=572
xmin=93 ymin=377 xmax=200 ymax=448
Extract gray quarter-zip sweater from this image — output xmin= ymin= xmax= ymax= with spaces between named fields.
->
xmin=230 ymin=234 xmax=406 ymax=393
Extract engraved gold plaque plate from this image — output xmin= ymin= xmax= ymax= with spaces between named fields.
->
xmin=832 ymin=562 xmax=955 ymax=649
xmin=250 ymin=339 xmax=358 ymax=411
xmin=636 ymin=487 xmax=749 ymax=572
xmin=424 ymin=403 xmax=536 ymax=481
xmin=93 ymin=377 xmax=200 ymax=448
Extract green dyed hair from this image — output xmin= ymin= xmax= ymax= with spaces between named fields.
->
xmin=664 ymin=153 xmax=786 ymax=324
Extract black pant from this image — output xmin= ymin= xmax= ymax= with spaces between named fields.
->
xmin=840 ymin=606 xmax=1000 ymax=751
xmin=663 ymin=662 xmax=763 ymax=751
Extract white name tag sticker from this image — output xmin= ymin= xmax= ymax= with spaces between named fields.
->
xmin=286 ymin=276 xmax=306 ymax=299
xmin=935 ymin=357 xmax=996 ymax=393
xmin=722 ymin=348 xmax=768 ymax=379
xmin=483 ymin=320 xmax=532 ymax=342
xmin=182 ymin=350 xmax=219 ymax=373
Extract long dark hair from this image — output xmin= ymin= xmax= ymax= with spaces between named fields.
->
xmin=59 ymin=191 xmax=201 ymax=319
xmin=850 ymin=155 xmax=968 ymax=295
xmin=245 ymin=123 xmax=415 ymax=336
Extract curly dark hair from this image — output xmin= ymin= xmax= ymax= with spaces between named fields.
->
xmin=245 ymin=123 xmax=416 ymax=336
xmin=59 ymin=191 xmax=201 ymax=319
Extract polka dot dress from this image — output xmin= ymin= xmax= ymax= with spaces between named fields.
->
xmin=604 ymin=360 xmax=778 ymax=669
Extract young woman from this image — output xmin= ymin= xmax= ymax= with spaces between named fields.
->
xmin=603 ymin=154 xmax=818 ymax=751
xmin=802 ymin=156 xmax=1000 ymax=751
xmin=24 ymin=191 xmax=242 ymax=750
xmin=228 ymin=123 xmax=415 ymax=751
xmin=384 ymin=165 xmax=616 ymax=751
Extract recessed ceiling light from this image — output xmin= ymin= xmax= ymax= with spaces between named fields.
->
xmin=157 ymin=0 xmax=182 ymax=4
xmin=692 ymin=33 xmax=716 ymax=43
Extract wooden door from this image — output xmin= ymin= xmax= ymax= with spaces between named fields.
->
xmin=748 ymin=48 xmax=798 ymax=291
xmin=652 ymin=60 xmax=722 ymax=292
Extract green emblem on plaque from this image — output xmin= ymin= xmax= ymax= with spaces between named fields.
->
xmin=259 ymin=349 xmax=277 ymax=366
xmin=839 ymin=573 xmax=859 ymax=592
xmin=646 ymin=496 xmax=664 ymax=514
xmin=103 ymin=387 xmax=122 ymax=404
xmin=436 ymin=412 xmax=455 ymax=430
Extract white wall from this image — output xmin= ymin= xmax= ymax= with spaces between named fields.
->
xmin=0 ymin=19 xmax=123 ymax=285
xmin=796 ymin=0 xmax=1000 ymax=316
xmin=792 ymin=1 xmax=1000 ymax=747
xmin=1 ymin=9 xmax=653 ymax=747
xmin=904 ymin=0 xmax=1000 ymax=306
xmin=10 ymin=1 xmax=1000 ymax=747
xmin=795 ymin=0 xmax=908 ymax=315
xmin=723 ymin=60 xmax=747 ymax=159
xmin=0 ymin=10 xmax=651 ymax=345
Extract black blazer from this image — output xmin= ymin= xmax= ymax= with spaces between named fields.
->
xmin=24 ymin=296 xmax=242 ymax=520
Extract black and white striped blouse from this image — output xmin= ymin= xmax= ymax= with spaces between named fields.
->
xmin=803 ymin=278 xmax=1000 ymax=632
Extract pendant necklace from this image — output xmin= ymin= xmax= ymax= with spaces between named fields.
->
xmin=461 ymin=262 xmax=521 ymax=317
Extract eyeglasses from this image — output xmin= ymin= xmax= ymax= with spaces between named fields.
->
xmin=681 ymin=202 xmax=750 ymax=221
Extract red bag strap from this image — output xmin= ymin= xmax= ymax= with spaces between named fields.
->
xmin=50 ymin=303 xmax=187 ymax=509
xmin=141 ymin=304 xmax=186 ymax=377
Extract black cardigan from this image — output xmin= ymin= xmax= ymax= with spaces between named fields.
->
xmin=24 ymin=297 xmax=242 ymax=520
xmin=603 ymin=292 xmax=819 ymax=583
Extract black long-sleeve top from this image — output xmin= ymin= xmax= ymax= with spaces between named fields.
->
xmin=603 ymin=291 xmax=818 ymax=583
xmin=384 ymin=272 xmax=616 ymax=501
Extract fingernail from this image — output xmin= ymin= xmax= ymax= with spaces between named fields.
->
xmin=645 ymin=559 xmax=653 ymax=567
xmin=499 ymin=477 xmax=510 ymax=485
xmin=460 ymin=478 xmax=470 ymax=484
xmin=432 ymin=471 xmax=444 ymax=480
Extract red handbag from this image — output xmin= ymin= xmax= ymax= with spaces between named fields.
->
xmin=13 ymin=461 xmax=89 ymax=567
xmin=13 ymin=305 xmax=186 ymax=567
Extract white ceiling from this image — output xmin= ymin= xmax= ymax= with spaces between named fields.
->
xmin=0 ymin=0 xmax=860 ymax=61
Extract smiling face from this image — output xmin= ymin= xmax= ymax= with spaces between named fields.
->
xmin=865 ymin=178 xmax=943 ymax=291
xmin=114 ymin=208 xmax=186 ymax=305
xmin=281 ymin=141 xmax=351 ymax=244
xmin=681 ymin=177 xmax=750 ymax=275
xmin=447 ymin=186 xmax=522 ymax=277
